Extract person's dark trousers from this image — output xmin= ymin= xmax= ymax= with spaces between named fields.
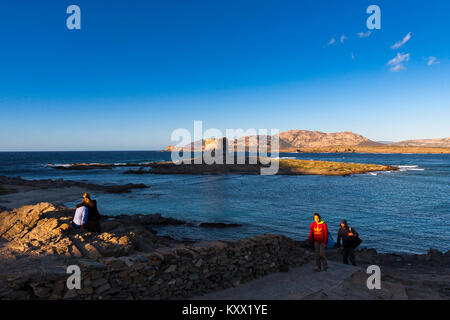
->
xmin=343 ymin=246 xmax=356 ymax=265
xmin=314 ymin=241 xmax=327 ymax=270
xmin=71 ymin=221 xmax=81 ymax=230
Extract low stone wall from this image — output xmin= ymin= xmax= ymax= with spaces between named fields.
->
xmin=1 ymin=234 xmax=313 ymax=300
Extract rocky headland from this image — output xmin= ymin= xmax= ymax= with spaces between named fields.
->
xmin=165 ymin=130 xmax=379 ymax=152
xmin=392 ymin=137 xmax=450 ymax=148
xmin=164 ymin=130 xmax=450 ymax=154
xmin=287 ymin=145 xmax=450 ymax=154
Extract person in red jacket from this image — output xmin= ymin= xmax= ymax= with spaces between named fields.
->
xmin=308 ymin=213 xmax=328 ymax=272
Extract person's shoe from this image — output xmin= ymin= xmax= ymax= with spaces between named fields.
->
xmin=323 ymin=265 xmax=328 ymax=271
xmin=314 ymin=268 xmax=321 ymax=272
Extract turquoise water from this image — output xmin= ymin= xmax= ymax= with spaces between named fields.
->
xmin=0 ymin=151 xmax=449 ymax=254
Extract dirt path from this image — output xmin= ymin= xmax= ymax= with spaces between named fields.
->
xmin=192 ymin=261 xmax=362 ymax=300
xmin=192 ymin=259 xmax=417 ymax=300
xmin=193 ymin=247 xmax=450 ymax=300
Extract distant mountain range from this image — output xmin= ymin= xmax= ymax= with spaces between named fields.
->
xmin=164 ymin=130 xmax=450 ymax=152
xmin=390 ymin=137 xmax=450 ymax=148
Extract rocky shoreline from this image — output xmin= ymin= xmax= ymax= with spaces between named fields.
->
xmin=0 ymin=175 xmax=147 ymax=194
xmin=0 ymin=176 xmax=149 ymax=211
xmin=0 ymin=203 xmax=449 ymax=300
xmin=0 ymin=203 xmax=311 ymax=299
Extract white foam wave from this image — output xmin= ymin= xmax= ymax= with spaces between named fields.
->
xmin=273 ymin=157 xmax=297 ymax=160
xmin=46 ymin=163 xmax=71 ymax=168
xmin=397 ymin=164 xmax=425 ymax=172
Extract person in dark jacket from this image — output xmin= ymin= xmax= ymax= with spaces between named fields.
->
xmin=308 ymin=213 xmax=328 ymax=272
xmin=78 ymin=193 xmax=101 ymax=233
xmin=336 ymin=219 xmax=358 ymax=265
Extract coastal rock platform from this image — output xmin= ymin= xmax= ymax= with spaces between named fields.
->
xmin=0 ymin=203 xmax=448 ymax=300
xmin=0 ymin=203 xmax=313 ymax=300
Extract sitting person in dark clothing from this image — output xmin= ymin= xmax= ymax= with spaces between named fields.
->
xmin=77 ymin=193 xmax=101 ymax=233
xmin=336 ymin=219 xmax=359 ymax=266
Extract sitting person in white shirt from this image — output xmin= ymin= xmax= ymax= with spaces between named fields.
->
xmin=72 ymin=204 xmax=89 ymax=230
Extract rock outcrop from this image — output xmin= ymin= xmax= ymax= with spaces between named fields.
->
xmin=0 ymin=203 xmax=138 ymax=258
xmin=0 ymin=203 xmax=313 ymax=300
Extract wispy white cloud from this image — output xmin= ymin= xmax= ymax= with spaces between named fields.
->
xmin=340 ymin=35 xmax=348 ymax=44
xmin=391 ymin=32 xmax=412 ymax=50
xmin=327 ymin=37 xmax=336 ymax=45
xmin=390 ymin=64 xmax=405 ymax=72
xmin=357 ymin=31 xmax=372 ymax=38
xmin=387 ymin=52 xmax=410 ymax=72
xmin=388 ymin=52 xmax=410 ymax=66
xmin=427 ymin=56 xmax=440 ymax=66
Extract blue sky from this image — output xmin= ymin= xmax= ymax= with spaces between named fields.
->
xmin=0 ymin=0 xmax=449 ymax=151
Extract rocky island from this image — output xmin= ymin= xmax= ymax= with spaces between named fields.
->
xmin=47 ymin=154 xmax=398 ymax=176
xmin=123 ymin=157 xmax=398 ymax=176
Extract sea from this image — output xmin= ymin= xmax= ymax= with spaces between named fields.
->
xmin=0 ymin=151 xmax=449 ymax=254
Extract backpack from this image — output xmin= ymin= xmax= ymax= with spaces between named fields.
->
xmin=347 ymin=227 xmax=362 ymax=248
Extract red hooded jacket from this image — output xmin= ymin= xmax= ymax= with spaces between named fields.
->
xmin=308 ymin=220 xmax=328 ymax=244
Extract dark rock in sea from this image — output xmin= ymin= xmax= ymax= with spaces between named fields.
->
xmin=124 ymin=168 xmax=152 ymax=174
xmin=101 ymin=183 xmax=147 ymax=194
xmin=0 ymin=175 xmax=148 ymax=194
xmin=107 ymin=213 xmax=186 ymax=226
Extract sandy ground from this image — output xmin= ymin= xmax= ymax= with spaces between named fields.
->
xmin=0 ymin=184 xmax=86 ymax=210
